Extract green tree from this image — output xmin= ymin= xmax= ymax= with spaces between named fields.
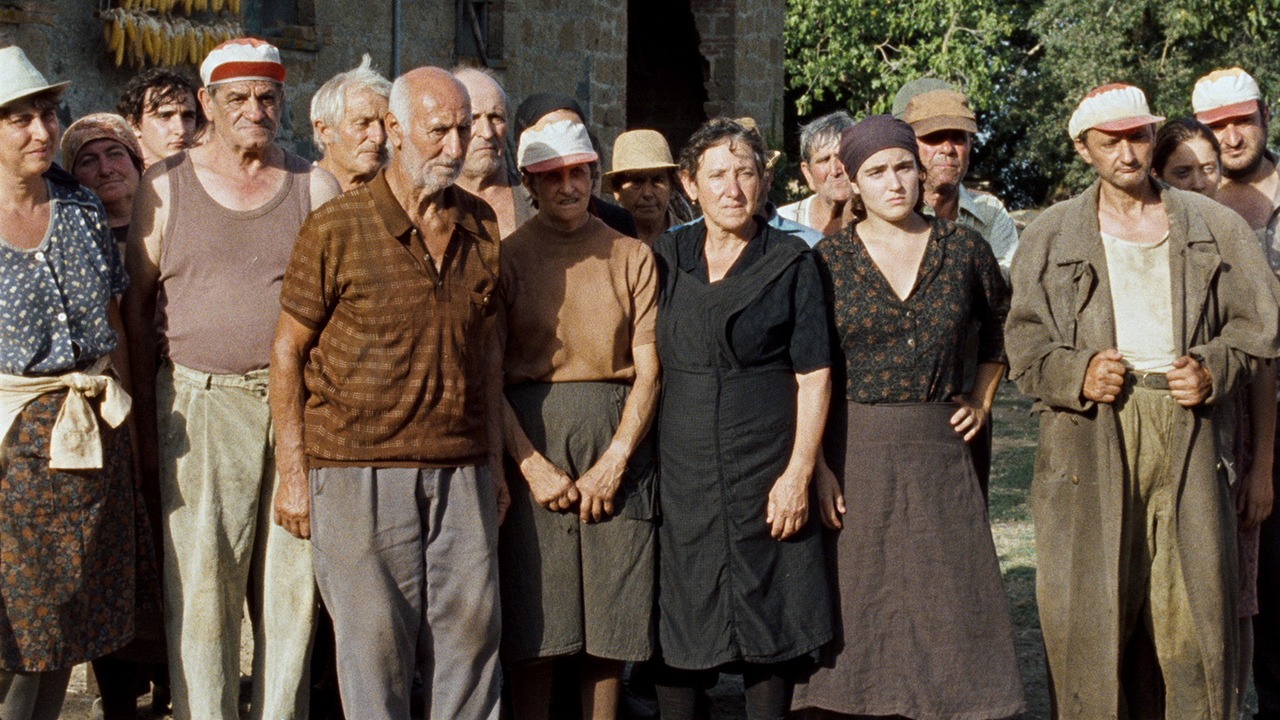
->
xmin=784 ymin=0 xmax=1280 ymax=207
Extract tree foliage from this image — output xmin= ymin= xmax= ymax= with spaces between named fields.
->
xmin=784 ymin=0 xmax=1280 ymax=207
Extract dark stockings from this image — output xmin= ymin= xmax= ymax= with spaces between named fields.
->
xmin=654 ymin=662 xmax=793 ymax=720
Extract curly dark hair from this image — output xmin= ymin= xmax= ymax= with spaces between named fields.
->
xmin=116 ymin=68 xmax=203 ymax=129
xmin=677 ymin=117 xmax=766 ymax=180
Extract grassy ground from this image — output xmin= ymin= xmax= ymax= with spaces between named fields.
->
xmin=989 ymin=385 xmax=1050 ymax=719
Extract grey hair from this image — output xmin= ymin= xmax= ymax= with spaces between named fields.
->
xmin=798 ymin=110 xmax=855 ymax=164
xmin=450 ymin=64 xmax=509 ymax=116
xmin=310 ymin=54 xmax=391 ymax=151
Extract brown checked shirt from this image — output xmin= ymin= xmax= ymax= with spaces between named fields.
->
xmin=280 ymin=170 xmax=500 ymax=467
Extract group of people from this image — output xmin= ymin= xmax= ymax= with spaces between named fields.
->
xmin=1 ymin=30 xmax=1280 ymax=720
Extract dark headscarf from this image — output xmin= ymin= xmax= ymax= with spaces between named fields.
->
xmin=514 ymin=92 xmax=586 ymax=143
xmin=838 ymin=115 xmax=920 ymax=178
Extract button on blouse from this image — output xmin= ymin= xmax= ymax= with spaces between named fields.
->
xmin=0 ymin=178 xmax=129 ymax=375
xmin=817 ymin=217 xmax=1008 ymax=403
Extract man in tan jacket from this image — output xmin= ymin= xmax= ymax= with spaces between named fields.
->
xmin=1005 ymin=83 xmax=1280 ymax=720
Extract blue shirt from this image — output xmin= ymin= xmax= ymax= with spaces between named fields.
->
xmin=0 ymin=177 xmax=129 ymax=375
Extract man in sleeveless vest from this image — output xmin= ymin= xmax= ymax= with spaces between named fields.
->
xmin=1006 ymin=82 xmax=1280 ymax=719
xmin=122 ymin=38 xmax=340 ymax=720
xmin=271 ymin=66 xmax=507 ymax=720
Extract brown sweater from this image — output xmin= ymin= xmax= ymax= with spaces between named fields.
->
xmin=500 ymin=213 xmax=656 ymax=385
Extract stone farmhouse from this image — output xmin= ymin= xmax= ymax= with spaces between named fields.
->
xmin=0 ymin=0 xmax=784 ymax=164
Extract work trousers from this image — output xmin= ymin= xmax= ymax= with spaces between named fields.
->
xmin=1115 ymin=384 xmax=1211 ymax=719
xmin=158 ymin=363 xmax=317 ymax=720
xmin=309 ymin=465 xmax=502 ymax=720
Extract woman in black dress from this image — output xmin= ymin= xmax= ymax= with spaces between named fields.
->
xmin=791 ymin=115 xmax=1024 ymax=719
xmin=652 ymin=117 xmax=832 ymax=720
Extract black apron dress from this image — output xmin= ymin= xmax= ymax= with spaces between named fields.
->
xmin=653 ymin=223 xmax=833 ymax=670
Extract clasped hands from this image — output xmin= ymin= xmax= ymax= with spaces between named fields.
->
xmin=1083 ymin=349 xmax=1211 ymax=407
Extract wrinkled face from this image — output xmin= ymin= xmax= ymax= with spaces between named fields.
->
xmin=852 ymin=146 xmax=920 ymax=223
xmin=611 ymin=169 xmax=673 ymax=225
xmin=1156 ymin=136 xmax=1221 ymax=199
xmin=458 ymin=74 xmax=508 ymax=181
xmin=1206 ymin=107 xmax=1269 ymax=179
xmin=1074 ymin=125 xmax=1155 ymax=193
xmin=529 ymin=162 xmax=592 ymax=226
xmin=133 ymin=88 xmax=197 ymax=165
xmin=916 ymin=128 xmax=970 ymax=192
xmin=800 ymin=140 xmax=851 ymax=204
xmin=0 ymin=97 xmax=58 ymax=179
xmin=682 ymin=139 xmax=761 ymax=235
xmin=71 ymin=138 xmax=139 ymax=207
xmin=320 ymin=84 xmax=388 ymax=179
xmin=201 ymin=80 xmax=282 ymax=152
xmin=389 ymin=88 xmax=471 ymax=195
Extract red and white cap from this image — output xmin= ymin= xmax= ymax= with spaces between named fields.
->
xmin=1193 ymin=68 xmax=1263 ymax=124
xmin=517 ymin=120 xmax=598 ymax=173
xmin=1068 ymin=83 xmax=1164 ymax=139
xmin=200 ymin=38 xmax=286 ymax=87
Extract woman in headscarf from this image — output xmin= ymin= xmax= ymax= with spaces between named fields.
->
xmin=791 ymin=115 xmax=1024 ymax=719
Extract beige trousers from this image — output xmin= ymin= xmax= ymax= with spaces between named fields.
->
xmin=1116 ymin=384 xmax=1210 ymax=720
xmin=157 ymin=363 xmax=316 ymax=720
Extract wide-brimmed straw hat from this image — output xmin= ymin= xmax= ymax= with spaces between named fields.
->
xmin=0 ymin=46 xmax=69 ymax=110
xmin=604 ymin=130 xmax=676 ymax=189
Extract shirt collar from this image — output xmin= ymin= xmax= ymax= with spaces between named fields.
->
xmin=368 ymin=169 xmax=494 ymax=244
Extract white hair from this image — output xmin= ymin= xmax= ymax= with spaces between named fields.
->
xmin=310 ymin=54 xmax=391 ymax=150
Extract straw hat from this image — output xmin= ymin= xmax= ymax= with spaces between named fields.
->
xmin=0 ymin=46 xmax=69 ymax=110
xmin=605 ymin=130 xmax=676 ymax=188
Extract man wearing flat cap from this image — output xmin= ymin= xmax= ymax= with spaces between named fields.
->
xmin=1005 ymin=82 xmax=1280 ymax=719
xmin=894 ymin=80 xmax=1020 ymax=496
xmin=893 ymin=79 xmax=1018 ymax=276
xmin=123 ymin=37 xmax=340 ymax=720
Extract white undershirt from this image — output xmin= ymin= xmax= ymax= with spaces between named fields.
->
xmin=1101 ymin=231 xmax=1177 ymax=373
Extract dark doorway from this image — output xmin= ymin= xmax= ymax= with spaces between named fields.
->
xmin=626 ymin=0 xmax=708 ymax=155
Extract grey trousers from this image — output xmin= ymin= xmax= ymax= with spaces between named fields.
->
xmin=310 ymin=465 xmax=502 ymax=720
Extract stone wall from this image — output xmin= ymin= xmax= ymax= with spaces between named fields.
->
xmin=0 ymin=0 xmax=780 ymax=165
xmin=690 ymin=0 xmax=785 ymax=145
xmin=498 ymin=0 xmax=627 ymax=168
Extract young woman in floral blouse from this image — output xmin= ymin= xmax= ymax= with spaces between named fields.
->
xmin=792 ymin=115 xmax=1025 ymax=720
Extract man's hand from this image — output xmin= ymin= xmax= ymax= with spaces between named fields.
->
xmin=576 ymin=447 xmax=626 ymax=523
xmin=273 ymin=467 xmax=310 ymax=539
xmin=1083 ymin=348 xmax=1126 ymax=403
xmin=767 ymin=469 xmax=810 ymax=540
xmin=490 ymin=461 xmax=510 ymax=526
xmin=814 ymin=459 xmax=845 ymax=530
xmin=1167 ymin=355 xmax=1212 ymax=407
xmin=519 ymin=452 xmax=579 ymax=512
xmin=1238 ymin=461 xmax=1275 ymax=531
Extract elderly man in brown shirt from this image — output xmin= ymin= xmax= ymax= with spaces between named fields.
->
xmin=270 ymin=66 xmax=508 ymax=720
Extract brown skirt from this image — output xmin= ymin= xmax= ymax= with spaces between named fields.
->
xmin=0 ymin=390 xmax=159 ymax=671
xmin=792 ymin=402 xmax=1025 ymax=720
